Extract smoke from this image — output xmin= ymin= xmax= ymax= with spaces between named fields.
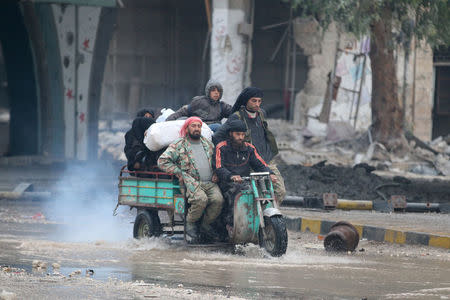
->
xmin=45 ymin=162 xmax=134 ymax=243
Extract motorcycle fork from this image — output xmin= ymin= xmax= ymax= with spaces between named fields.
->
xmin=251 ymin=178 xmax=266 ymax=233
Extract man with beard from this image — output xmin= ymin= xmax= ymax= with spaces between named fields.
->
xmin=215 ymin=119 xmax=275 ymax=234
xmin=213 ymin=87 xmax=286 ymax=204
xmin=158 ymin=117 xmax=223 ymax=242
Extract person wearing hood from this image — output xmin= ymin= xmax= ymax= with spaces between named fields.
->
xmin=166 ymin=79 xmax=232 ymax=131
xmin=213 ymin=87 xmax=286 ymax=204
xmin=136 ymin=108 xmax=156 ymax=119
xmin=124 ymin=117 xmax=156 ymax=171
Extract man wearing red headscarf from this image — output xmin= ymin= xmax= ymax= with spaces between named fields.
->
xmin=158 ymin=117 xmax=224 ymax=243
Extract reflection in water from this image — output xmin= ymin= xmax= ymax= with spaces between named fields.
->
xmin=1 ymin=222 xmax=450 ymax=299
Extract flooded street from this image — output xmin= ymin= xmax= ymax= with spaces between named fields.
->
xmin=1 ymin=199 xmax=449 ymax=299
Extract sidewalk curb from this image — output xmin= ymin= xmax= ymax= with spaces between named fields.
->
xmin=285 ymin=216 xmax=450 ymax=249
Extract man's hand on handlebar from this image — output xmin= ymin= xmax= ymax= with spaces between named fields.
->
xmin=230 ymin=175 xmax=243 ymax=183
xmin=211 ymin=173 xmax=219 ymax=183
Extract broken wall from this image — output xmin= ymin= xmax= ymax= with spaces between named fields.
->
xmin=292 ymin=19 xmax=371 ymax=135
xmin=292 ymin=18 xmax=434 ymax=141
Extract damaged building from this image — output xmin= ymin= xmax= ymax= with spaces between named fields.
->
xmin=0 ymin=0 xmax=448 ymax=161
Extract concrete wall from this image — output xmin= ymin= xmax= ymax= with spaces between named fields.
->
xmin=99 ymin=0 xmax=209 ymax=119
xmin=292 ymin=20 xmax=372 ymax=134
xmin=291 ymin=18 xmax=434 ymax=141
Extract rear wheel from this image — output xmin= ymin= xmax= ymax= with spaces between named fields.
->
xmin=133 ymin=210 xmax=161 ymax=239
xmin=258 ymin=216 xmax=288 ymax=256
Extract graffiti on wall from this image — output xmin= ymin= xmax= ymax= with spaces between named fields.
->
xmin=211 ymin=7 xmax=246 ymax=105
xmin=334 ymin=37 xmax=372 ymax=129
xmin=52 ymin=4 xmax=101 ymax=160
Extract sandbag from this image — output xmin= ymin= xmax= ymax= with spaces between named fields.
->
xmin=144 ymin=120 xmax=213 ymax=151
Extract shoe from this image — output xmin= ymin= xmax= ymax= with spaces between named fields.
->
xmin=200 ymin=222 xmax=220 ymax=242
xmin=185 ymin=222 xmax=199 ymax=243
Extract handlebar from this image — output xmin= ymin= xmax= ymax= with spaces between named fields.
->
xmin=236 ymin=174 xmax=271 ymax=181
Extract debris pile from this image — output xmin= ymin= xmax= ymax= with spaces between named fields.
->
xmin=269 ymin=118 xmax=450 ymax=176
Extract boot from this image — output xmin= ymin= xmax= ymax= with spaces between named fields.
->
xmin=200 ymin=222 xmax=220 ymax=242
xmin=185 ymin=222 xmax=199 ymax=243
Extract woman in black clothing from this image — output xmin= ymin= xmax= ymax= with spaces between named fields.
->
xmin=124 ymin=117 xmax=155 ymax=171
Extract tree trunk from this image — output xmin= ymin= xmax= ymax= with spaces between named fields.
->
xmin=369 ymin=6 xmax=408 ymax=152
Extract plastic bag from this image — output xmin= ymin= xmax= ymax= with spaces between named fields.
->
xmin=156 ymin=108 xmax=175 ymax=123
xmin=144 ymin=120 xmax=213 ymax=151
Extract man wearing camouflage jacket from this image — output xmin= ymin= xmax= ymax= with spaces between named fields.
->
xmin=158 ymin=117 xmax=224 ymax=242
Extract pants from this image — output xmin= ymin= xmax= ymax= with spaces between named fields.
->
xmin=186 ymin=181 xmax=224 ymax=224
xmin=268 ymin=161 xmax=286 ymax=204
xmin=219 ymin=182 xmax=246 ymax=227
xmin=208 ymin=123 xmax=221 ymax=132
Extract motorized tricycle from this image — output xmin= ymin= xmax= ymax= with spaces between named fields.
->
xmin=115 ymin=167 xmax=288 ymax=256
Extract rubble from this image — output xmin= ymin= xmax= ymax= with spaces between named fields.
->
xmin=31 ymin=260 xmax=47 ymax=270
xmin=0 ymin=290 xmax=16 ymax=300
xmin=98 ymin=131 xmax=126 ymax=161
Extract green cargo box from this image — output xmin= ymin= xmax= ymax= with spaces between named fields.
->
xmin=118 ymin=170 xmax=185 ymax=215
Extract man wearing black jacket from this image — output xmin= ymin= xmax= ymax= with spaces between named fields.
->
xmin=215 ymin=119 xmax=276 ymax=231
xmin=213 ymin=87 xmax=286 ymax=204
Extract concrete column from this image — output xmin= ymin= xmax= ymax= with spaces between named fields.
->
xmin=52 ymin=4 xmax=101 ymax=160
xmin=412 ymin=42 xmax=433 ymax=141
xmin=211 ymin=0 xmax=251 ymax=105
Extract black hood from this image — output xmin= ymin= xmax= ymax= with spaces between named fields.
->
xmin=131 ymin=117 xmax=154 ymax=142
xmin=231 ymin=87 xmax=263 ymax=113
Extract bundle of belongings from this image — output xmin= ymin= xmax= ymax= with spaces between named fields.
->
xmin=144 ymin=120 xmax=213 ymax=151
xmin=124 ymin=114 xmax=213 ymax=173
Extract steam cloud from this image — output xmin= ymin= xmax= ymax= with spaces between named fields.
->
xmin=45 ymin=162 xmax=133 ymax=243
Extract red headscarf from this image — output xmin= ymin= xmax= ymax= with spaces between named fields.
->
xmin=179 ymin=116 xmax=203 ymax=137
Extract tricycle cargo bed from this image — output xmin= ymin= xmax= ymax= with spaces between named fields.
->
xmin=118 ymin=166 xmax=185 ymax=214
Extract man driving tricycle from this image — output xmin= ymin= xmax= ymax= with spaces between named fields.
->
xmin=117 ymin=101 xmax=287 ymax=256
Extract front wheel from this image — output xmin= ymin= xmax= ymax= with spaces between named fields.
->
xmin=259 ymin=216 xmax=288 ymax=257
xmin=133 ymin=210 xmax=161 ymax=239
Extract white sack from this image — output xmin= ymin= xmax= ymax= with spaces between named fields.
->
xmin=156 ymin=108 xmax=175 ymax=123
xmin=144 ymin=120 xmax=213 ymax=151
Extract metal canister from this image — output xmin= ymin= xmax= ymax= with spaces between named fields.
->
xmin=324 ymin=221 xmax=360 ymax=252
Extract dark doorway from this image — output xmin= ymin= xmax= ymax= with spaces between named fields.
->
xmin=0 ymin=0 xmax=39 ymax=155
xmin=252 ymin=0 xmax=307 ymax=118
xmin=433 ymin=66 xmax=450 ymax=138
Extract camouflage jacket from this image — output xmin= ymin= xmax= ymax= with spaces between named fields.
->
xmin=157 ymin=136 xmax=214 ymax=196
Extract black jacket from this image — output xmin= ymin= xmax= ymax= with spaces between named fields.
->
xmin=212 ymin=108 xmax=278 ymax=162
xmin=214 ymin=140 xmax=272 ymax=183
xmin=124 ymin=117 xmax=155 ymax=171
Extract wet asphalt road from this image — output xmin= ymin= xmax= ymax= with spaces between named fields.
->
xmin=0 ymin=199 xmax=449 ymax=299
